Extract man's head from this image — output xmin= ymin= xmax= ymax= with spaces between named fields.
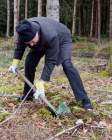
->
xmin=16 ymin=20 xmax=40 ymax=46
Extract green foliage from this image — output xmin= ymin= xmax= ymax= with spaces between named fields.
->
xmin=54 ymin=76 xmax=68 ymax=83
xmin=60 ymin=0 xmax=73 ymax=28
xmin=0 ymin=0 xmax=110 ymax=38
xmin=71 ymin=106 xmax=85 ymax=113
xmin=0 ymin=111 xmax=11 ymax=122
xmin=0 ymin=68 xmax=23 ymax=94
xmin=0 ymin=84 xmax=23 ymax=94
xmin=72 ymin=35 xmax=89 ymax=42
xmin=74 ymin=41 xmax=98 ymax=52
xmin=92 ymin=100 xmax=98 ymax=109
xmin=0 ymin=52 xmax=12 ymax=68
xmin=99 ymin=46 xmax=112 ymax=54
xmin=99 ymin=70 xmax=109 ymax=78
xmin=37 ymin=107 xmax=54 ymax=120
xmin=0 ymin=37 xmax=13 ymax=48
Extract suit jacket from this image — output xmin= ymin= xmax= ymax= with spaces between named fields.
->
xmin=14 ymin=17 xmax=72 ymax=81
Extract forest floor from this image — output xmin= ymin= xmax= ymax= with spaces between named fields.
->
xmin=0 ymin=38 xmax=112 ymax=140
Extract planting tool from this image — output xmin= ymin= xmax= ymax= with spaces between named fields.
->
xmin=16 ymin=69 xmax=71 ymax=116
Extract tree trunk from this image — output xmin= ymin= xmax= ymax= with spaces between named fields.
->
xmin=25 ymin=0 xmax=28 ymax=18
xmin=109 ymin=0 xmax=112 ymax=39
xmin=72 ymin=0 xmax=77 ymax=36
xmin=38 ymin=0 xmax=42 ymax=16
xmin=94 ymin=0 xmax=98 ymax=38
xmin=14 ymin=0 xmax=19 ymax=45
xmin=78 ymin=1 xmax=82 ymax=35
xmin=97 ymin=0 xmax=101 ymax=45
xmin=6 ymin=0 xmax=10 ymax=37
xmin=46 ymin=0 xmax=59 ymax=21
xmin=90 ymin=0 xmax=94 ymax=38
xmin=109 ymin=0 xmax=112 ymax=75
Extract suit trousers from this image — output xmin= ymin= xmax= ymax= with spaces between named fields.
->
xmin=23 ymin=51 xmax=89 ymax=101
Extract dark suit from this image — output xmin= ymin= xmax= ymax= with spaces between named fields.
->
xmin=14 ymin=17 xmax=91 ymax=104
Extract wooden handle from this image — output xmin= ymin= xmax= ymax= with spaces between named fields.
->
xmin=16 ymin=69 xmax=36 ymax=92
xmin=16 ymin=69 xmax=57 ymax=115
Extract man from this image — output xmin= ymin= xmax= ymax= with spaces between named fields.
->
xmin=9 ymin=17 xmax=92 ymax=110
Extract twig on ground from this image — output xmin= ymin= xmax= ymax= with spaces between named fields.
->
xmin=0 ymin=93 xmax=19 ymax=98
xmin=94 ymin=89 xmax=112 ymax=94
xmin=47 ymin=123 xmax=83 ymax=140
xmin=0 ymin=87 xmax=33 ymax=126
xmin=100 ymin=101 xmax=112 ymax=105
xmin=90 ymin=125 xmax=106 ymax=129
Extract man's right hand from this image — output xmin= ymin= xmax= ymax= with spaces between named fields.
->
xmin=9 ymin=59 xmax=20 ymax=73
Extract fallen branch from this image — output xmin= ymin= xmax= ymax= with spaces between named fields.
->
xmin=47 ymin=123 xmax=83 ymax=140
xmin=91 ymin=125 xmax=106 ymax=129
xmin=100 ymin=101 xmax=112 ymax=105
xmin=94 ymin=89 xmax=112 ymax=94
xmin=0 ymin=87 xmax=33 ymax=126
xmin=0 ymin=93 xmax=19 ymax=98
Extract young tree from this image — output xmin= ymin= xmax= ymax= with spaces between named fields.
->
xmin=25 ymin=0 xmax=28 ymax=18
xmin=14 ymin=0 xmax=20 ymax=44
xmin=76 ymin=1 xmax=81 ymax=35
xmin=90 ymin=0 xmax=94 ymax=38
xmin=6 ymin=0 xmax=10 ymax=37
xmin=37 ymin=0 xmax=42 ymax=16
xmin=109 ymin=0 xmax=112 ymax=39
xmin=97 ymin=0 xmax=101 ymax=44
xmin=72 ymin=0 xmax=77 ymax=36
xmin=109 ymin=0 xmax=112 ymax=75
xmin=46 ymin=0 xmax=59 ymax=21
xmin=90 ymin=0 xmax=101 ymax=43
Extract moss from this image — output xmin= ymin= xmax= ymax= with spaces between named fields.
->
xmin=0 ymin=111 xmax=11 ymax=122
xmin=37 ymin=107 xmax=54 ymax=120
xmin=60 ymin=115 xmax=75 ymax=125
xmin=0 ymin=85 xmax=23 ymax=94
xmin=55 ymin=76 xmax=68 ymax=83
xmin=71 ymin=106 xmax=85 ymax=113
xmin=0 ymin=53 xmax=12 ymax=67
xmin=98 ymin=70 xmax=109 ymax=77
xmin=72 ymin=35 xmax=88 ymax=42
xmin=0 ymin=37 xmax=13 ymax=49
xmin=50 ymin=95 xmax=64 ymax=104
xmin=0 ymin=68 xmax=23 ymax=94
xmin=92 ymin=100 xmax=98 ymax=109
xmin=80 ymin=71 xmax=93 ymax=79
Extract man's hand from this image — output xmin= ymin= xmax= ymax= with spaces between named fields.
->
xmin=9 ymin=59 xmax=20 ymax=73
xmin=34 ymin=80 xmax=45 ymax=99
xmin=34 ymin=89 xmax=45 ymax=99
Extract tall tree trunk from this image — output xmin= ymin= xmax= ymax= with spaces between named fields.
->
xmin=108 ymin=41 xmax=112 ymax=76
xmin=25 ymin=0 xmax=28 ymax=18
xmin=78 ymin=1 xmax=82 ymax=35
xmin=14 ymin=0 xmax=19 ymax=45
xmin=109 ymin=0 xmax=112 ymax=39
xmin=46 ymin=0 xmax=59 ymax=21
xmin=72 ymin=0 xmax=77 ymax=36
xmin=90 ymin=0 xmax=94 ymax=38
xmin=109 ymin=0 xmax=112 ymax=75
xmin=97 ymin=0 xmax=101 ymax=45
xmin=6 ymin=0 xmax=10 ymax=37
xmin=38 ymin=0 xmax=42 ymax=16
xmin=94 ymin=0 xmax=98 ymax=38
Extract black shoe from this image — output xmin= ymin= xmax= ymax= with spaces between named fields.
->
xmin=17 ymin=95 xmax=33 ymax=102
xmin=82 ymin=99 xmax=93 ymax=110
